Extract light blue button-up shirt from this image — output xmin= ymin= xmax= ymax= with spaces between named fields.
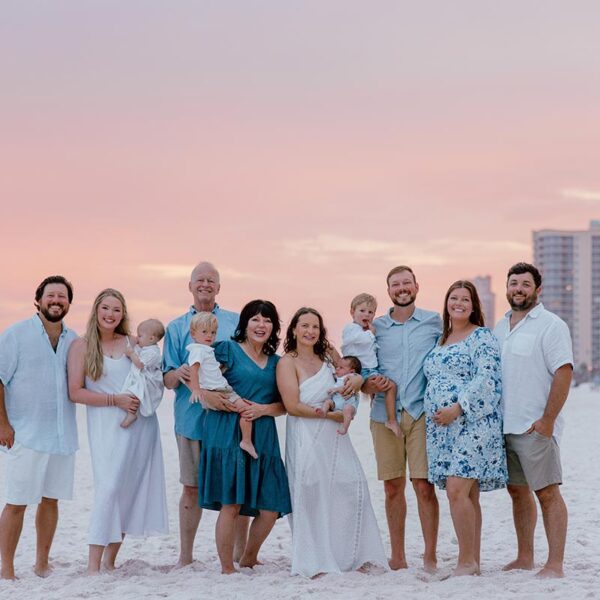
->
xmin=162 ymin=304 xmax=239 ymax=440
xmin=0 ymin=315 xmax=79 ymax=454
xmin=370 ymin=307 xmax=442 ymax=423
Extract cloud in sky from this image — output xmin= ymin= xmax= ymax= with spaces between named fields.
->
xmin=280 ymin=235 xmax=528 ymax=266
xmin=561 ymin=189 xmax=600 ymax=203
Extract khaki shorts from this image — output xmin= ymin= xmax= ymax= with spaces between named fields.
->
xmin=3 ymin=442 xmax=75 ymax=505
xmin=370 ymin=412 xmax=428 ymax=481
xmin=505 ymin=432 xmax=562 ymax=491
xmin=176 ymin=434 xmax=201 ymax=487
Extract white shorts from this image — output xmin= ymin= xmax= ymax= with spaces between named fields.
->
xmin=2 ymin=442 xmax=75 ymax=505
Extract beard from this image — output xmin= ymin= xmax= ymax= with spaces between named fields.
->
xmin=391 ymin=294 xmax=416 ymax=308
xmin=39 ymin=304 xmax=68 ymax=323
xmin=508 ymin=292 xmax=537 ymax=312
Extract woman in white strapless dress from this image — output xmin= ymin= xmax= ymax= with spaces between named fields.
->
xmin=277 ymin=307 xmax=387 ymax=578
xmin=68 ymin=289 xmax=168 ymax=574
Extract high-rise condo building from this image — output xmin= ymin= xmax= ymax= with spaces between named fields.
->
xmin=533 ymin=220 xmax=600 ymax=374
xmin=472 ymin=275 xmax=495 ymax=328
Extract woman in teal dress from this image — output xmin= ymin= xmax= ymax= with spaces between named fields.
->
xmin=197 ymin=299 xmax=291 ymax=574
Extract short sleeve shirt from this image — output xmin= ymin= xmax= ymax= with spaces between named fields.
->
xmin=0 ymin=315 xmax=78 ymax=454
xmin=371 ymin=307 xmax=442 ymax=422
xmin=494 ymin=303 xmax=573 ymax=442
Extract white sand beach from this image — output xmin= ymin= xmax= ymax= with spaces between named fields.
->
xmin=1 ymin=385 xmax=598 ymax=600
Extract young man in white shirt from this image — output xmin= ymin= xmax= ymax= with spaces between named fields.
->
xmin=0 ymin=276 xmax=78 ymax=580
xmin=495 ymin=262 xmax=573 ymax=579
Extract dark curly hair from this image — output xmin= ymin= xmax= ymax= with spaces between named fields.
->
xmin=283 ymin=307 xmax=331 ymax=361
xmin=232 ymin=299 xmax=281 ymax=356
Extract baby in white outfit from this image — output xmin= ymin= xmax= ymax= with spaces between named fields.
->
xmin=121 ymin=318 xmax=165 ymax=428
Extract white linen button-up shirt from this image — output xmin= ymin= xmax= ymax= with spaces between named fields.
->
xmin=494 ymin=303 xmax=573 ymax=443
xmin=0 ymin=315 xmax=79 ymax=454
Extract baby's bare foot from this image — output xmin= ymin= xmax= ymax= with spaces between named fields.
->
xmin=240 ymin=441 xmax=258 ymax=459
xmin=120 ymin=413 xmax=137 ymax=428
xmin=385 ymin=421 xmax=402 ymax=438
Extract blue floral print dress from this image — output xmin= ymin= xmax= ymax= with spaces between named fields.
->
xmin=423 ymin=327 xmax=507 ymax=492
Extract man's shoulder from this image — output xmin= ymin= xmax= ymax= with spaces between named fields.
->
xmin=415 ymin=307 xmax=441 ymax=321
xmin=0 ymin=316 xmax=37 ymax=341
xmin=215 ymin=307 xmax=239 ymax=321
xmin=537 ymin=305 xmax=568 ymax=327
xmin=166 ymin=310 xmax=192 ymax=330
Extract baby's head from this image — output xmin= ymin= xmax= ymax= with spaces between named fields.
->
xmin=137 ymin=318 xmax=165 ymax=347
xmin=350 ymin=293 xmax=377 ymax=330
xmin=335 ymin=355 xmax=362 ymax=378
xmin=190 ymin=312 xmax=218 ymax=346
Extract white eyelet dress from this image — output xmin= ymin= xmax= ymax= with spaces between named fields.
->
xmin=85 ymin=354 xmax=168 ymax=545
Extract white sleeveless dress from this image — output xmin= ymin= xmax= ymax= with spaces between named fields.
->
xmin=285 ymin=363 xmax=387 ymax=577
xmin=85 ymin=354 xmax=168 ymax=546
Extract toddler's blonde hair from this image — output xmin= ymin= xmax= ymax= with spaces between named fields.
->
xmin=350 ymin=293 xmax=377 ymax=311
xmin=190 ymin=311 xmax=218 ymax=333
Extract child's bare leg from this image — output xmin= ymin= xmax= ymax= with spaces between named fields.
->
xmin=315 ymin=399 xmax=334 ymax=417
xmin=120 ymin=409 xmax=138 ymax=428
xmin=337 ymin=404 xmax=355 ymax=435
xmin=239 ymin=418 xmax=258 ymax=459
xmin=383 ymin=381 xmax=401 ymax=438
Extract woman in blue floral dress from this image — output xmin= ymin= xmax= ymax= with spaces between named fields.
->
xmin=424 ymin=280 xmax=507 ymax=577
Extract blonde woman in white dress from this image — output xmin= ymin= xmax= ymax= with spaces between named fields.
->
xmin=277 ymin=307 xmax=387 ymax=578
xmin=68 ymin=289 xmax=168 ymax=575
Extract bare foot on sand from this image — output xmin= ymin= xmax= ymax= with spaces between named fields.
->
xmin=536 ymin=565 xmax=564 ymax=579
xmin=34 ymin=563 xmax=54 ymax=578
xmin=388 ymin=558 xmax=408 ymax=570
xmin=172 ymin=558 xmax=193 ymax=571
xmin=239 ymin=556 xmax=263 ymax=568
xmin=423 ymin=559 xmax=438 ymax=574
xmin=502 ymin=558 xmax=534 ymax=571
xmin=221 ymin=566 xmax=239 ymax=575
xmin=452 ymin=563 xmax=480 ymax=577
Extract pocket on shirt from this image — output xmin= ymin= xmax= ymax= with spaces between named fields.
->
xmin=510 ymin=333 xmax=536 ymax=356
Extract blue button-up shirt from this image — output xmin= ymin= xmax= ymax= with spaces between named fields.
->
xmin=0 ymin=315 xmax=79 ymax=454
xmin=162 ymin=304 xmax=239 ymax=440
xmin=370 ymin=307 xmax=442 ymax=422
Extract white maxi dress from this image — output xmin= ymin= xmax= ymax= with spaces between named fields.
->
xmin=286 ymin=363 xmax=387 ymax=577
xmin=85 ymin=354 xmax=168 ymax=546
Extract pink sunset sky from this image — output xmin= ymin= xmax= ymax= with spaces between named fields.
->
xmin=1 ymin=1 xmax=600 ymax=343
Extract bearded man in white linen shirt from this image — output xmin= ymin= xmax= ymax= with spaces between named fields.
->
xmin=495 ymin=262 xmax=573 ymax=579
xmin=0 ymin=276 xmax=78 ymax=580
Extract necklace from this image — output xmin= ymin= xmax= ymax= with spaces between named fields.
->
xmin=103 ymin=335 xmax=120 ymax=358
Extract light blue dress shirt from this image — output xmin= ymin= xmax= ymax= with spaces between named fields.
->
xmin=370 ymin=307 xmax=442 ymax=423
xmin=0 ymin=315 xmax=78 ymax=454
xmin=162 ymin=304 xmax=239 ymax=440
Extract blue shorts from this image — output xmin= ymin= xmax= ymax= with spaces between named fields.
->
xmin=332 ymin=392 xmax=359 ymax=413
xmin=361 ymin=367 xmax=380 ymax=379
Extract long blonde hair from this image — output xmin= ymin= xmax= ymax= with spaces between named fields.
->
xmin=85 ymin=288 xmax=130 ymax=381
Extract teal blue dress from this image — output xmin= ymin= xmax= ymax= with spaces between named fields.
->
xmin=197 ymin=341 xmax=292 ymax=517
